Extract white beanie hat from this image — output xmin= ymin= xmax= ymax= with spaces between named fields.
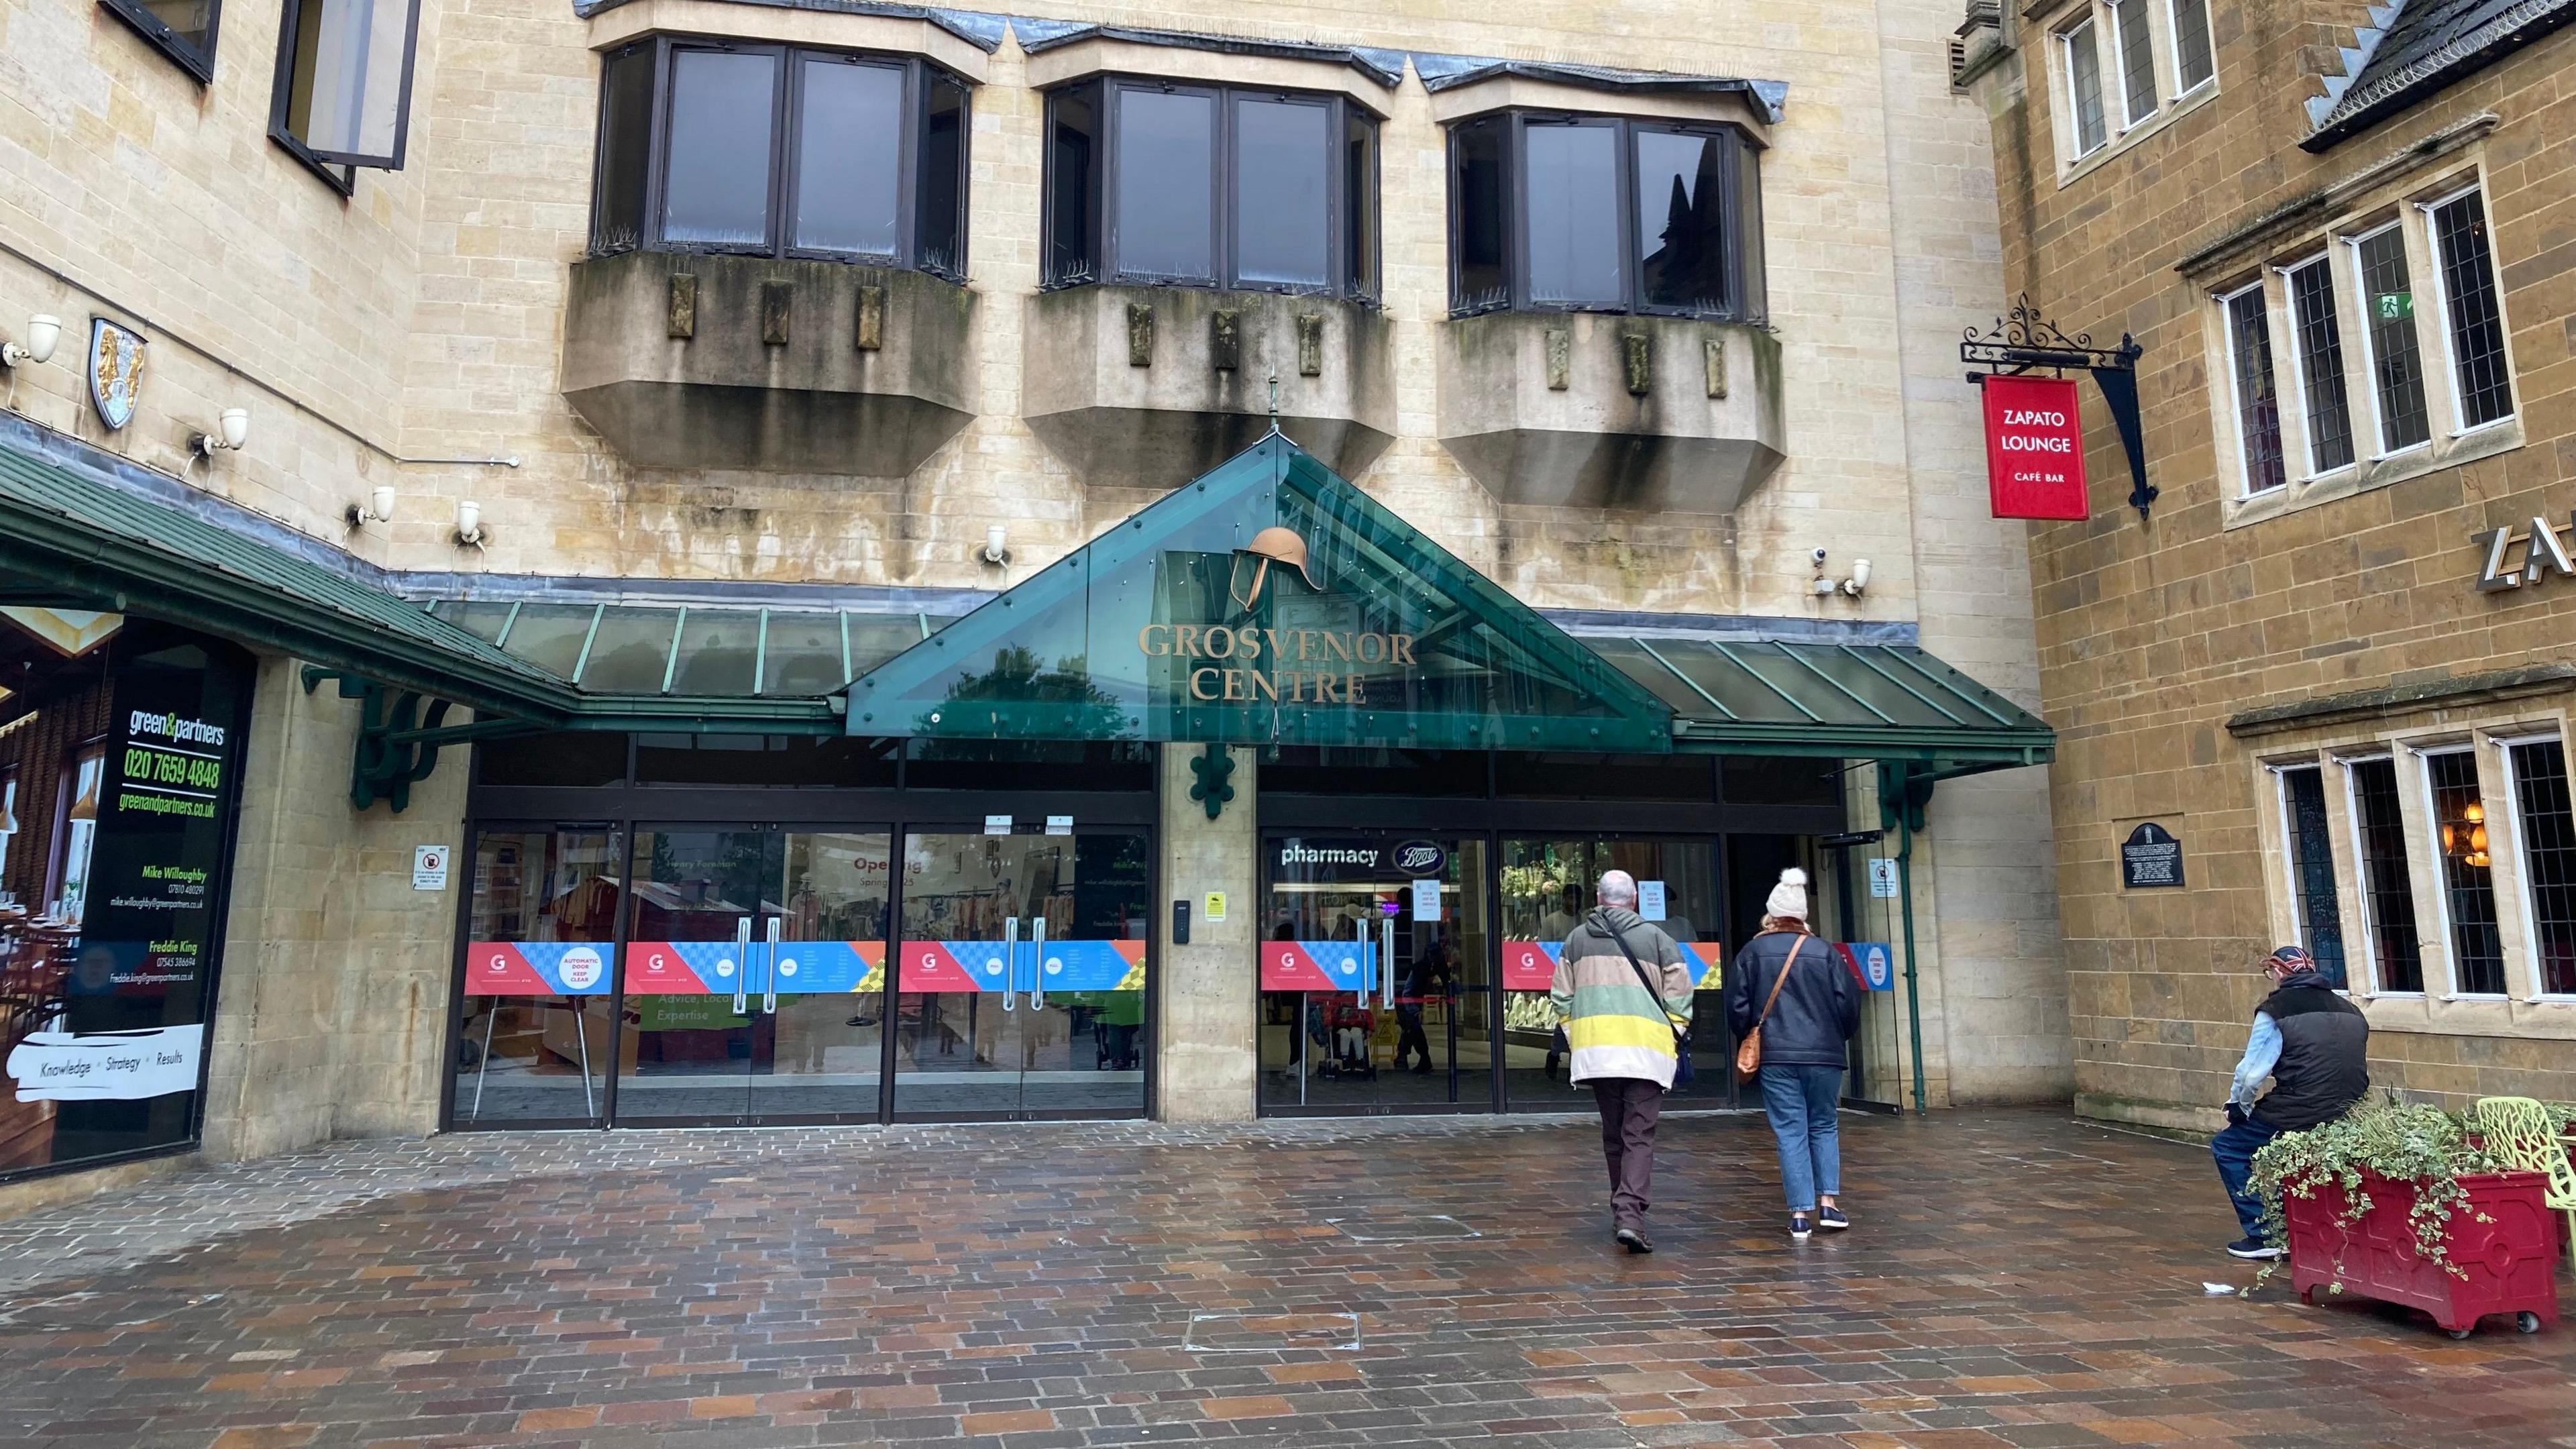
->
xmin=1764 ymin=867 xmax=1809 ymax=922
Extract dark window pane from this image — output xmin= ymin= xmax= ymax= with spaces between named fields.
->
xmin=761 ymin=611 xmax=848 ymax=696
xmin=2172 ymin=0 xmax=2215 ymax=89
xmin=1263 ymin=747 xmax=1489 ymax=796
xmin=2281 ymin=767 xmax=2347 ymax=987
xmin=903 ymin=739 xmax=1152 ymax=792
xmin=578 ymin=607 xmax=679 ymax=692
xmin=2431 ymin=192 xmax=2512 ymax=428
xmin=2063 ymin=21 xmax=2107 ymax=155
xmin=2287 ymin=260 xmax=2353 ymax=472
xmin=2426 ymin=750 xmax=2506 ymax=994
xmin=635 ymin=733 xmax=898 ymax=787
xmin=1450 ymin=116 xmax=1508 ymax=312
xmin=1722 ymin=756 xmax=1840 ymax=809
xmin=1737 ymin=140 xmax=1766 ymax=322
xmin=2509 ymin=740 xmax=2576 ymax=996
xmin=475 ymin=731 xmax=628 ymax=787
xmin=663 ymin=48 xmax=777 ymax=249
xmin=119 ymin=0 xmax=219 ymax=61
xmin=2347 ymin=758 xmax=2422 ymax=992
xmin=1234 ymin=97 xmax=1331 ymax=289
xmin=1113 ymin=88 xmax=1215 ymax=282
xmin=2110 ymin=0 xmax=2157 ymax=127
xmin=2355 ymin=227 xmax=2430 ymax=451
xmin=2224 ymin=287 xmax=2285 ymax=494
xmin=1346 ymin=110 xmax=1379 ymax=299
xmin=792 ymin=58 xmax=903 ymax=256
xmin=279 ymin=0 xmax=418 ymax=165
xmin=1523 ymin=121 xmax=1622 ymax=306
xmin=1044 ymin=83 xmax=1098 ymax=284
xmin=498 ymin=604 xmax=598 ymax=679
xmin=918 ymin=72 xmax=968 ymax=278
xmin=668 ymin=611 xmax=761 ymax=695
xmin=591 ymin=46 xmax=653 ymax=254
xmin=1635 ymin=129 xmax=1730 ymax=313
xmin=1493 ymin=753 xmax=1714 ymax=802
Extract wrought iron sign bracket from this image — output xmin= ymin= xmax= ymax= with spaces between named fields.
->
xmin=1962 ymin=294 xmax=2154 ymax=524
xmin=301 ymin=667 xmax=530 ymax=813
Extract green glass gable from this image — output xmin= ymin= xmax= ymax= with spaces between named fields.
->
xmin=846 ymin=435 xmax=1678 ymax=752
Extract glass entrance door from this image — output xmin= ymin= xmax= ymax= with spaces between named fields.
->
xmin=1258 ymin=835 xmax=1491 ymax=1113
xmin=892 ymin=827 xmax=1150 ymax=1120
xmin=619 ymin=825 xmax=892 ymax=1124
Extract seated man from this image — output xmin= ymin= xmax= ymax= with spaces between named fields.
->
xmin=2211 ymin=945 xmax=2369 ymax=1259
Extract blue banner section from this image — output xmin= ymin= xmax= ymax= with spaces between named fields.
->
xmin=766 ymin=941 xmax=885 ymax=994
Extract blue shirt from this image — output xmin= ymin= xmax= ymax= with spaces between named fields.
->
xmin=2230 ymin=1011 xmax=2282 ymax=1109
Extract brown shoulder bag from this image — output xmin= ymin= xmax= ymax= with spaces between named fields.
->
xmin=1734 ymin=933 xmax=1809 ymax=1082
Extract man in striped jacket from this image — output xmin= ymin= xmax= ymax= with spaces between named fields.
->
xmin=1550 ymin=870 xmax=1697 ymax=1253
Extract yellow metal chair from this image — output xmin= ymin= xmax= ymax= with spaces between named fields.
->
xmin=2470 ymin=1096 xmax=2576 ymax=1269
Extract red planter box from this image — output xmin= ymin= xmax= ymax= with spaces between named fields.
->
xmin=2285 ymin=1167 xmax=2561 ymax=1337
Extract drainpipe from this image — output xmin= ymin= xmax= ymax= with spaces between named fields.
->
xmin=1880 ymin=761 xmax=1931 ymax=1115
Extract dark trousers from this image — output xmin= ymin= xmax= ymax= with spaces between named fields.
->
xmin=1395 ymin=1007 xmax=1430 ymax=1069
xmin=1591 ymin=1078 xmax=1664 ymax=1230
xmin=2210 ymin=1116 xmax=2282 ymax=1239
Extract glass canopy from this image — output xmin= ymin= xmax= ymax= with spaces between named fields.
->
xmin=425 ymin=599 xmax=947 ymax=696
xmin=846 ymin=435 xmax=1679 ymax=751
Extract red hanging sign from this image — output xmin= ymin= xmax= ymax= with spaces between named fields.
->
xmin=1982 ymin=374 xmax=2089 ymax=520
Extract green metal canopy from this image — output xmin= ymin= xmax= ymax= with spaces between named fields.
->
xmin=847 ymin=434 xmax=1680 ymax=752
xmin=848 ymin=434 xmax=2055 ymax=771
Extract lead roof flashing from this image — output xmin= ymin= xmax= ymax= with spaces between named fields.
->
xmin=1010 ymin=19 xmax=1407 ymax=87
xmin=2302 ymin=0 xmax=2576 ymax=150
xmin=1411 ymin=54 xmax=1787 ymax=122
xmin=2226 ymin=661 xmax=2576 ymax=736
xmin=571 ymin=0 xmax=1008 ymax=50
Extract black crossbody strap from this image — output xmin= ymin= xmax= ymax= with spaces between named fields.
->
xmin=1592 ymin=912 xmax=1686 ymax=1046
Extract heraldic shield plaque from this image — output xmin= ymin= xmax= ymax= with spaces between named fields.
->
xmin=88 ymin=318 xmax=146 ymax=431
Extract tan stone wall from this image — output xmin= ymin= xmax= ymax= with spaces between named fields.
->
xmin=1968 ymin=7 xmax=2576 ymax=1128
xmin=0 ymin=0 xmax=2072 ymax=1187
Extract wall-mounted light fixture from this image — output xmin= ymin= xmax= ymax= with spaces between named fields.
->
xmin=1841 ymin=558 xmax=1873 ymax=597
xmin=190 ymin=407 xmax=251 ymax=460
xmin=345 ymin=485 xmax=397 ymax=529
xmin=453 ymin=499 xmax=488 ymax=549
xmin=982 ymin=524 xmax=1010 ymax=567
xmin=0 ymin=315 xmax=60 ymax=370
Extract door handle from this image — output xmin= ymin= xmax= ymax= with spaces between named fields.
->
xmin=1381 ymin=915 xmax=1396 ymax=1010
xmin=762 ymin=916 xmax=782 ymax=1014
xmin=1002 ymin=915 xmax=1018 ymax=1011
xmin=1029 ymin=916 xmax=1047 ymax=1010
xmin=1356 ymin=917 xmax=1370 ymax=1011
xmin=731 ymin=915 xmax=752 ymax=1016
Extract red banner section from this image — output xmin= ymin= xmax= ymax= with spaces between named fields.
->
xmin=1982 ymin=374 xmax=2088 ymax=520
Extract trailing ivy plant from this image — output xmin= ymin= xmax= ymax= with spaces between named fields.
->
xmin=2246 ymin=1095 xmax=2506 ymax=1291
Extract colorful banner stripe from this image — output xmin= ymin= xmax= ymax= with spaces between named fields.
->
xmin=768 ymin=941 xmax=886 ymax=994
xmin=1260 ymin=941 xmax=1377 ymax=992
xmin=464 ymin=941 xmax=613 ymax=996
xmin=896 ymin=940 xmax=1147 ymax=994
xmin=1499 ymin=939 xmax=1725 ymax=991
xmin=623 ymin=940 xmax=749 ymax=996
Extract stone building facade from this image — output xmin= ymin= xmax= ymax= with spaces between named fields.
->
xmin=1957 ymin=0 xmax=2576 ymax=1130
xmin=0 ymin=0 xmax=2064 ymax=1213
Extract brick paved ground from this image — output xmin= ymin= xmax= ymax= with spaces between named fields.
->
xmin=0 ymin=1108 xmax=2569 ymax=1448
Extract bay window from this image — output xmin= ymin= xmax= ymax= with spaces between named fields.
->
xmin=588 ymin=39 xmax=971 ymax=280
xmin=1446 ymin=111 xmax=1765 ymax=321
xmin=1042 ymin=78 xmax=1379 ymax=299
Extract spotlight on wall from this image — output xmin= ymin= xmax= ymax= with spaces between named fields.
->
xmin=0 ymin=314 xmax=60 ymax=369
xmin=1841 ymin=558 xmax=1874 ymax=597
xmin=345 ymin=484 xmax=397 ymax=530
xmin=453 ymin=499 xmax=488 ymax=549
xmin=982 ymin=523 xmax=1010 ymax=567
xmin=190 ymin=406 xmax=251 ymax=460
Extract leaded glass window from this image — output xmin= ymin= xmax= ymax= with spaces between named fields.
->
xmin=2347 ymin=757 xmax=2422 ymax=993
xmin=2285 ymin=258 xmax=2353 ymax=474
xmin=2279 ymin=765 xmax=2346 ymax=987
xmin=2353 ymin=225 xmax=2430 ymax=452
xmin=2223 ymin=285 xmax=2285 ymax=495
xmin=2062 ymin=20 xmax=2108 ymax=158
xmin=2508 ymin=739 xmax=2576 ymax=996
xmin=2424 ymin=750 xmax=2506 ymax=995
xmin=2430 ymin=190 xmax=2512 ymax=430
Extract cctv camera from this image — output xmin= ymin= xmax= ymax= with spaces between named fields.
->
xmin=1809 ymin=547 xmax=1829 ymax=565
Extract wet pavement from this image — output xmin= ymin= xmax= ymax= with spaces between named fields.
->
xmin=0 ymin=1108 xmax=2569 ymax=1447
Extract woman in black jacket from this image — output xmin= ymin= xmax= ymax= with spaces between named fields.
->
xmin=1725 ymin=868 xmax=1861 ymax=1241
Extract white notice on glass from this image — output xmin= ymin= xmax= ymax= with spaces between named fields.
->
xmin=1635 ymin=880 xmax=1668 ymax=921
xmin=1868 ymin=859 xmax=1900 ymax=898
xmin=7 ymin=1024 xmax=203 ymax=1102
xmin=1045 ymin=815 xmax=1073 ymax=837
xmin=1412 ymin=877 xmax=1442 ymax=920
xmin=984 ymin=814 xmax=1012 ymax=836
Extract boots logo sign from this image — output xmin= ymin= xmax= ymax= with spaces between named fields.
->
xmin=2475 ymin=515 xmax=2576 ymax=592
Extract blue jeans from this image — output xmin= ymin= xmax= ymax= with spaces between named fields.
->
xmin=2210 ymin=1116 xmax=2282 ymax=1240
xmin=1758 ymin=1063 xmax=1843 ymax=1212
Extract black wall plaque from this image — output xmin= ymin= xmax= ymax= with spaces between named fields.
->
xmin=2121 ymin=822 xmax=2185 ymax=889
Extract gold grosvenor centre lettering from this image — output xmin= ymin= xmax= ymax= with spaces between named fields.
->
xmin=1150 ymin=623 xmax=1407 ymax=706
